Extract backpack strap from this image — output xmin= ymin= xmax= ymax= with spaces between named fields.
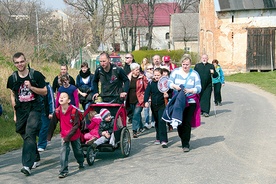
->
xmin=55 ymin=106 xmax=61 ymax=120
xmin=12 ymin=71 xmax=18 ymax=83
xmin=70 ymin=107 xmax=77 ymax=123
xmin=29 ymin=68 xmax=34 ymax=80
xmin=12 ymin=68 xmax=35 ymax=84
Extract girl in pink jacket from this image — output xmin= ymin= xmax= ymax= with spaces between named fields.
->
xmin=83 ymin=111 xmax=101 ymax=144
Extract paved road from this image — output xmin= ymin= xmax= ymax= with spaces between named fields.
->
xmin=1 ymin=82 xmax=276 ymax=184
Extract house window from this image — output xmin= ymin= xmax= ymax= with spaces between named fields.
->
xmin=129 ymin=29 xmax=132 ymax=36
xmin=165 ymin=32 xmax=169 ymax=39
xmin=184 ymin=47 xmax=190 ymax=52
xmin=146 ymin=33 xmax=150 ymax=40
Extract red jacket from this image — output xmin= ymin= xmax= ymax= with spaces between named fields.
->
xmin=127 ymin=73 xmax=148 ymax=107
xmin=48 ymin=105 xmax=81 ymax=142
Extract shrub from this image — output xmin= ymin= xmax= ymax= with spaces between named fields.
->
xmin=132 ymin=49 xmax=199 ymax=66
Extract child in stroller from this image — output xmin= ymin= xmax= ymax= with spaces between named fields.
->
xmin=83 ymin=111 xmax=101 ymax=145
xmin=90 ymin=108 xmax=114 ymax=150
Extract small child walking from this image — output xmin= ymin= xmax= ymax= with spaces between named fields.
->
xmin=144 ymin=68 xmax=171 ymax=148
xmin=48 ymin=92 xmax=84 ymax=179
xmin=91 ymin=108 xmax=114 ymax=149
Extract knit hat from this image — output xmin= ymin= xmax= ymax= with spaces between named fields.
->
xmin=100 ymin=108 xmax=111 ymax=120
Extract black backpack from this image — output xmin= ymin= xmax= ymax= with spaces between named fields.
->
xmin=12 ymin=66 xmax=37 ymax=87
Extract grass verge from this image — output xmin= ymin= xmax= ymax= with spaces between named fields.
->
xmin=225 ymin=71 xmax=276 ymax=96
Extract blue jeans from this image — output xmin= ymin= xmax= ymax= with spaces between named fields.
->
xmin=144 ymin=107 xmax=149 ymax=124
xmin=38 ymin=112 xmax=50 ymax=149
xmin=60 ymin=138 xmax=84 ymax=174
xmin=144 ymin=107 xmax=154 ymax=124
xmin=130 ymin=103 xmax=143 ymax=132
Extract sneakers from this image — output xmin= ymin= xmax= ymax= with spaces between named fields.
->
xmin=144 ymin=123 xmax=151 ymax=129
xmin=168 ymin=124 xmax=173 ymax=132
xmin=21 ymin=166 xmax=31 ymax=176
xmin=133 ymin=132 xmax=138 ymax=138
xmin=32 ymin=162 xmax=40 ymax=169
xmin=37 ymin=148 xmax=45 ymax=152
xmin=218 ymin=102 xmax=222 ymax=106
xmin=154 ymin=140 xmax=160 ymax=145
xmin=91 ymin=143 xmax=98 ymax=150
xmin=183 ymin=147 xmax=190 ymax=152
xmin=78 ymin=164 xmax=85 ymax=169
xmin=58 ymin=173 xmax=68 ymax=178
xmin=138 ymin=128 xmax=146 ymax=134
xmin=202 ymin=112 xmax=209 ymax=117
xmin=161 ymin=142 xmax=168 ymax=148
xmin=151 ymin=122 xmax=155 ymax=128
xmin=86 ymin=138 xmax=96 ymax=145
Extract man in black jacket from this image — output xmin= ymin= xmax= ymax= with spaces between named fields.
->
xmin=194 ymin=54 xmax=218 ymax=117
xmin=93 ymin=52 xmax=129 ymax=103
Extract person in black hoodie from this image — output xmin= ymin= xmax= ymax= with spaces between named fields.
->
xmin=144 ymin=68 xmax=172 ymax=148
xmin=194 ymin=54 xmax=218 ymax=117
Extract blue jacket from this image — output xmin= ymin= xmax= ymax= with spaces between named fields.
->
xmin=162 ymin=85 xmax=186 ymax=124
xmin=212 ymin=65 xmax=225 ymax=84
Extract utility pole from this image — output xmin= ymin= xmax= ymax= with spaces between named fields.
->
xmin=35 ymin=7 xmax=40 ymax=56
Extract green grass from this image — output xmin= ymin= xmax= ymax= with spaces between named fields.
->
xmin=0 ymin=115 xmax=23 ymax=154
xmin=225 ymin=71 xmax=276 ymax=96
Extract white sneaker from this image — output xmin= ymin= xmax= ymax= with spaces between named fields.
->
xmin=154 ymin=140 xmax=160 ymax=145
xmin=151 ymin=122 xmax=155 ymax=128
xmin=21 ymin=166 xmax=31 ymax=176
xmin=144 ymin=123 xmax=149 ymax=129
xmin=32 ymin=162 xmax=40 ymax=169
xmin=37 ymin=148 xmax=45 ymax=152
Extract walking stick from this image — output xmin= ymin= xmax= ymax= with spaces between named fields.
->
xmin=211 ymin=74 xmax=217 ymax=117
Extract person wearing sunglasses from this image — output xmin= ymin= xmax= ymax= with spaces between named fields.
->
xmin=123 ymin=53 xmax=143 ymax=75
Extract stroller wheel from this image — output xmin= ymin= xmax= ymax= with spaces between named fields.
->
xmin=120 ymin=127 xmax=131 ymax=157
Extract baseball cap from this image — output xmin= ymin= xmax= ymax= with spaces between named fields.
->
xmin=163 ymin=56 xmax=170 ymax=62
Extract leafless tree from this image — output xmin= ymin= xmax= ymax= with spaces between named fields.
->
xmin=120 ymin=0 xmax=143 ymax=52
xmin=63 ymin=0 xmax=111 ymax=52
xmin=0 ymin=0 xmax=42 ymax=57
xmin=173 ymin=0 xmax=199 ymax=12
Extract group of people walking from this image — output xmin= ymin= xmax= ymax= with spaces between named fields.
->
xmin=6 ymin=51 xmax=225 ymax=178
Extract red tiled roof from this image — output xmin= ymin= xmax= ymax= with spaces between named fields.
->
xmin=121 ymin=3 xmax=181 ymax=27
